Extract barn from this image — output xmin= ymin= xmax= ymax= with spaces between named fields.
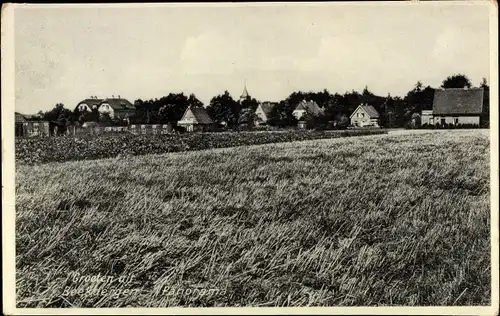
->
xmin=422 ymin=88 xmax=484 ymax=126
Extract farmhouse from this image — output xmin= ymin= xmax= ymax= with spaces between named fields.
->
xmin=98 ymin=97 xmax=136 ymax=119
xmin=177 ymin=105 xmax=214 ymax=132
xmin=76 ymin=96 xmax=103 ymax=112
xmin=255 ymin=101 xmax=277 ymax=125
xmin=421 ymin=88 xmax=484 ymax=125
xmin=350 ymin=104 xmax=380 ymax=127
xmin=292 ymin=100 xmax=323 ymax=120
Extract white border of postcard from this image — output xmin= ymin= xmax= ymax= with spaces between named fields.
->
xmin=2 ymin=1 xmax=498 ymax=315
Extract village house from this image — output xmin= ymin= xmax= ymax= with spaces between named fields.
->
xmin=97 ymin=96 xmax=136 ymax=119
xmin=421 ymin=88 xmax=484 ymax=125
xmin=292 ymin=100 xmax=323 ymax=120
xmin=255 ymin=101 xmax=277 ymax=125
xmin=350 ymin=103 xmax=380 ymax=127
xmin=177 ymin=105 xmax=214 ymax=132
xmin=15 ymin=112 xmax=28 ymax=137
xmin=76 ymin=96 xmax=103 ymax=112
xmin=15 ymin=112 xmax=51 ymax=137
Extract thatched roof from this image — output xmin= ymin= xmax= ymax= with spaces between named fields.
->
xmin=432 ymin=88 xmax=483 ymax=115
xmin=100 ymin=98 xmax=135 ymax=111
xmin=77 ymin=98 xmax=103 ymax=109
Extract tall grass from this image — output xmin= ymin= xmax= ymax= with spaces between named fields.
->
xmin=15 ymin=130 xmax=490 ymax=307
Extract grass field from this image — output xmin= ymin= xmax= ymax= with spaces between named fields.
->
xmin=15 ymin=129 xmax=491 ymax=307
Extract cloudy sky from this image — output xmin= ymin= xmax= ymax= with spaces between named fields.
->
xmin=14 ymin=2 xmax=491 ymax=114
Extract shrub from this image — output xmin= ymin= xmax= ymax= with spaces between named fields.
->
xmin=16 ymin=129 xmax=388 ymax=165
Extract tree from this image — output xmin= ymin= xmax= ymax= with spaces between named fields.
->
xmin=79 ymin=108 xmax=100 ymax=123
xmin=323 ymin=94 xmax=343 ymax=121
xmin=268 ymin=100 xmax=297 ymax=127
xmin=187 ymin=93 xmax=204 ymax=108
xmin=206 ymin=91 xmax=239 ymax=128
xmin=414 ymin=81 xmax=423 ymax=92
xmin=240 ymin=96 xmax=259 ymax=112
xmin=441 ymin=74 xmax=472 ymax=89
xmin=238 ymin=107 xmax=258 ymax=129
xmin=480 ymin=77 xmax=490 ymax=127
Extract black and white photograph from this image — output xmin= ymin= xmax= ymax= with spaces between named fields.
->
xmin=1 ymin=1 xmax=498 ymax=314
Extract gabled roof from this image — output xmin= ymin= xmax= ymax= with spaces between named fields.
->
xmin=180 ymin=106 xmax=213 ymax=124
xmin=293 ymin=100 xmax=323 ymax=114
xmin=77 ymin=98 xmax=103 ymax=108
xmin=432 ymin=88 xmax=483 ymax=115
xmin=350 ymin=104 xmax=380 ymax=118
xmin=258 ymin=101 xmax=277 ymax=115
xmin=100 ymin=98 xmax=135 ymax=111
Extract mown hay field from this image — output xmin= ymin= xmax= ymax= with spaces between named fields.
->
xmin=15 ymin=129 xmax=490 ymax=307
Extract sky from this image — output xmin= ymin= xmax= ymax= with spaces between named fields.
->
xmin=14 ymin=2 xmax=491 ymax=114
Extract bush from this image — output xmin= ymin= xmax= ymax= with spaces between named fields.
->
xmin=16 ymin=129 xmax=388 ymax=165
xmin=408 ymin=122 xmax=481 ymax=130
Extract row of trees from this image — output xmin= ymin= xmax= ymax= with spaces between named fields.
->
xmin=35 ymin=74 xmax=490 ymax=128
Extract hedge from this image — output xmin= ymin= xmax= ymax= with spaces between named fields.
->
xmin=16 ymin=129 xmax=387 ymax=165
xmin=404 ymin=123 xmax=484 ymax=130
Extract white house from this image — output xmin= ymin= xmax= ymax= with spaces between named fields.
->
xmin=350 ymin=104 xmax=380 ymax=127
xmin=422 ymin=88 xmax=484 ymax=125
xmin=76 ymin=97 xmax=102 ymax=112
xmin=177 ymin=105 xmax=214 ymax=132
xmin=255 ymin=101 xmax=277 ymax=125
xmin=292 ymin=100 xmax=323 ymax=120
xmin=98 ymin=97 xmax=136 ymax=119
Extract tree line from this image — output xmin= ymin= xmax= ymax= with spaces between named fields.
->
xmin=33 ymin=74 xmax=490 ymax=128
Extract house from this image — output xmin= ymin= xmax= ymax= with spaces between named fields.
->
xmin=177 ymin=105 xmax=214 ymax=132
xmin=421 ymin=110 xmax=433 ymax=125
xmin=255 ymin=101 xmax=277 ymax=125
xmin=292 ymin=100 xmax=323 ymax=120
xmin=350 ymin=104 xmax=380 ymax=127
xmin=15 ymin=112 xmax=27 ymax=137
xmin=19 ymin=121 xmax=50 ymax=137
xmin=76 ymin=96 xmax=103 ymax=112
xmin=15 ymin=112 xmax=52 ymax=137
xmin=422 ymin=88 xmax=484 ymax=125
xmin=98 ymin=97 xmax=136 ymax=119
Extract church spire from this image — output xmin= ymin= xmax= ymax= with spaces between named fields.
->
xmin=240 ymin=79 xmax=249 ymax=101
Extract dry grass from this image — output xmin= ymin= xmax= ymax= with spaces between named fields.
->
xmin=15 ymin=130 xmax=490 ymax=307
